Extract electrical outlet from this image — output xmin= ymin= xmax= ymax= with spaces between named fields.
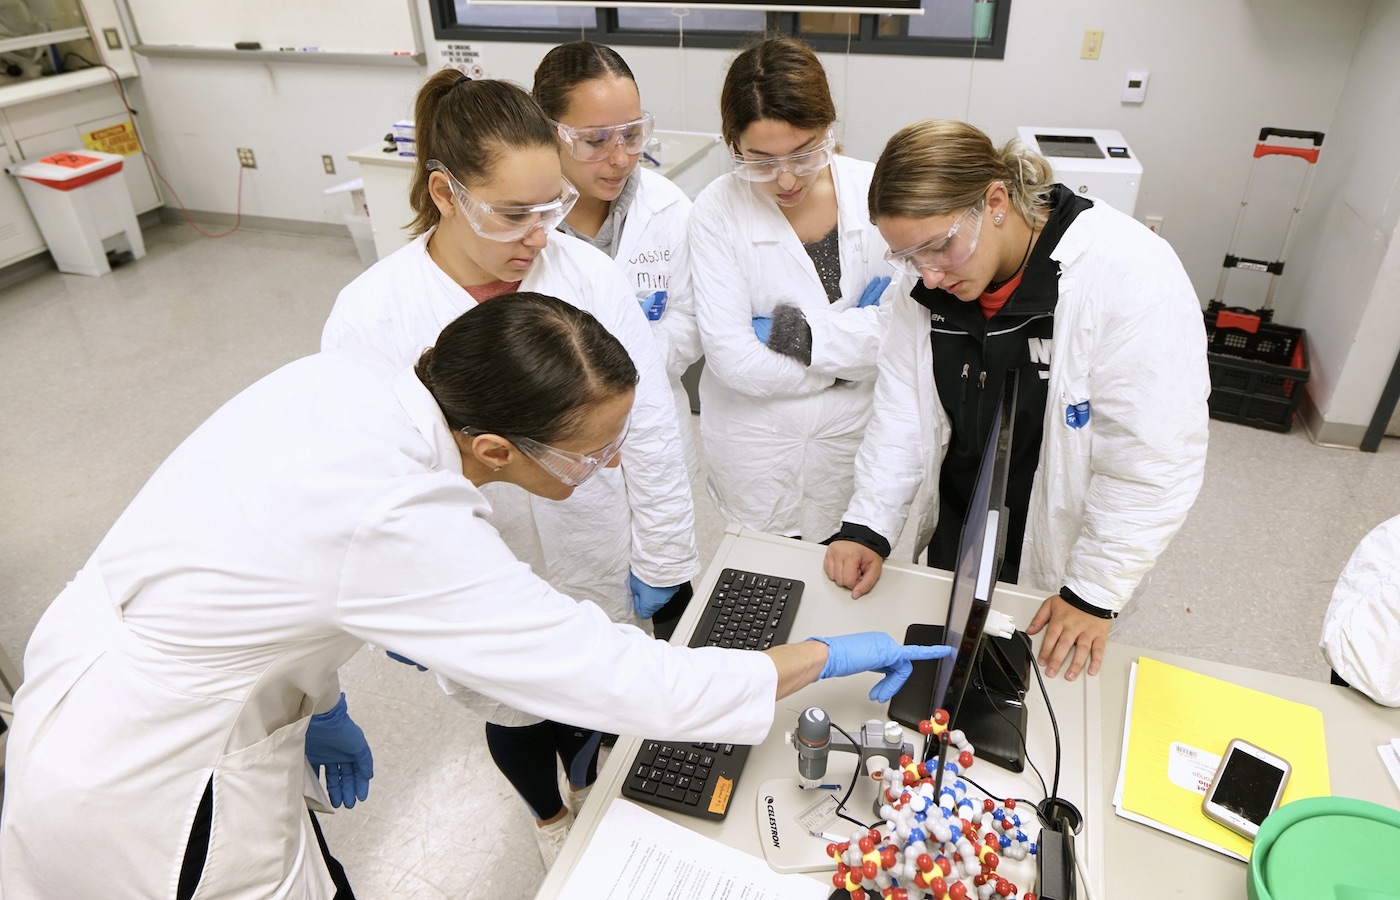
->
xmin=1081 ymin=29 xmax=1103 ymax=60
xmin=321 ymin=155 xmax=336 ymax=175
xmin=103 ymin=28 xmax=122 ymax=50
xmin=237 ymin=148 xmax=257 ymax=169
xmin=1146 ymin=215 xmax=1163 ymax=234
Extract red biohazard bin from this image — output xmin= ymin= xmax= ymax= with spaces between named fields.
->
xmin=8 ymin=150 xmax=146 ymax=276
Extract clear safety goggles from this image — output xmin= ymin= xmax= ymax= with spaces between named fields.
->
xmin=731 ymin=130 xmax=836 ymax=183
xmin=463 ymin=415 xmax=630 ymax=487
xmin=427 ymin=159 xmax=579 ymax=243
xmin=552 ymin=112 xmax=656 ymax=162
xmin=883 ymin=203 xmax=984 ymax=278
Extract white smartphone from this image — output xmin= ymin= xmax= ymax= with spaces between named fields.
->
xmin=1201 ymin=738 xmax=1291 ymax=840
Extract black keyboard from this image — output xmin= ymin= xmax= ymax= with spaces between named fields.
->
xmin=621 ymin=568 xmax=803 ymax=820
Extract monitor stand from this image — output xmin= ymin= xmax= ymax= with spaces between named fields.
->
xmin=887 ymin=623 xmax=1032 ymax=772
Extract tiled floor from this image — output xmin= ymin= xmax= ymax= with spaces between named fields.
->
xmin=1 ymin=223 xmax=1396 ymax=897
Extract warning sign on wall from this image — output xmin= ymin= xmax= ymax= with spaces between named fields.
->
xmin=81 ymin=121 xmax=142 ymax=157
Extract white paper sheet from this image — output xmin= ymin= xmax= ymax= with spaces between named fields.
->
xmin=1379 ymin=739 xmax=1400 ymax=796
xmin=559 ymin=798 xmax=829 ymax=900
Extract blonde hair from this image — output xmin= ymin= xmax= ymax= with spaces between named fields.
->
xmin=869 ymin=120 xmax=1056 ymax=229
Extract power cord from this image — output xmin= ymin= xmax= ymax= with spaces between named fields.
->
xmin=973 ymin=644 xmax=1050 ymax=798
xmin=1020 ymin=630 xmax=1063 ymax=804
xmin=828 ymin=720 xmax=875 ymax=832
xmin=61 ymin=52 xmax=245 ymax=238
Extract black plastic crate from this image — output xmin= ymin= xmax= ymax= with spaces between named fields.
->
xmin=1204 ymin=309 xmax=1310 ymax=432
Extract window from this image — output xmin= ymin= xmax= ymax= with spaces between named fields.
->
xmin=434 ymin=0 xmax=1011 ymax=59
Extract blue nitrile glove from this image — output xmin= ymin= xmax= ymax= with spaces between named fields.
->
xmin=385 ymin=650 xmax=426 ymax=671
xmin=630 ymin=572 xmax=682 ymax=619
xmin=808 ymin=633 xmax=954 ymax=702
xmin=305 ymin=693 xmax=374 ymax=809
xmin=857 ymin=275 xmax=891 ymax=308
xmin=639 ymin=290 xmax=668 ymax=321
xmin=752 ymin=316 xmax=773 ymax=345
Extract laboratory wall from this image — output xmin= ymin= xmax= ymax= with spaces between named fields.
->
xmin=1275 ymin=0 xmax=1400 ymax=445
xmin=119 ymin=0 xmax=1369 ymax=293
xmin=35 ymin=0 xmax=1392 ymax=438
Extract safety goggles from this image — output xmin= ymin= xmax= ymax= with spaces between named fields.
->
xmin=552 ymin=112 xmax=656 ymax=162
xmin=730 ymin=130 xmax=836 ymax=183
xmin=883 ymin=203 xmax=984 ymax=278
xmin=463 ymin=415 xmax=630 ymax=487
xmin=427 ymin=159 xmax=579 ymax=242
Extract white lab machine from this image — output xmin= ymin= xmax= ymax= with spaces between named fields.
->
xmin=1016 ymin=127 xmax=1142 ymax=217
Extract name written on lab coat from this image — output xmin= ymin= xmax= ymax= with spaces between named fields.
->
xmin=630 ymin=247 xmax=673 ymax=293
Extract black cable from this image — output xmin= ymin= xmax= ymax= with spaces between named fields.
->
xmin=973 ymin=648 xmax=1050 ymax=798
xmin=959 ymin=772 xmax=1038 ymax=810
xmin=828 ymin=720 xmax=875 ymax=832
xmin=1020 ymin=631 xmax=1062 ymax=802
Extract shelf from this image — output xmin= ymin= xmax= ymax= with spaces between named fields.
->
xmin=134 ymin=45 xmax=425 ymax=67
xmin=0 ymin=67 xmax=115 ymax=110
xmin=0 ymin=26 xmax=90 ymax=55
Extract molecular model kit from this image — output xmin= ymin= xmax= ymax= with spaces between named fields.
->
xmin=826 ymin=710 xmax=1039 ymax=900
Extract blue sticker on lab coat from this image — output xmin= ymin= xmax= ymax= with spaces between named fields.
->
xmin=1065 ymin=401 xmax=1091 ymax=428
xmin=638 ymin=290 xmax=668 ymax=321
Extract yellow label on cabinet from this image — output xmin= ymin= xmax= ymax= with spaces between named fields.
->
xmin=82 ymin=121 xmax=141 ymax=157
xmin=708 ymin=776 xmax=733 ymax=815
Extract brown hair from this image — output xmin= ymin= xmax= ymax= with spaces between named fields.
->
xmin=417 ymin=292 xmax=638 ymax=444
xmin=719 ymin=34 xmax=836 ymax=149
xmin=869 ymin=119 xmax=1056 ymax=229
xmin=532 ymin=41 xmax=637 ymax=120
xmin=408 ymin=72 xmax=557 ymax=236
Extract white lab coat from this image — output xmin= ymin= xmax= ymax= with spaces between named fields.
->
xmin=616 ymin=167 xmax=702 ymax=476
xmin=1320 ymin=514 xmax=1400 ymax=706
xmin=689 ymin=155 xmax=892 ymax=539
xmin=0 ymin=352 xmax=773 ymax=900
xmin=324 ymin=231 xmax=698 ymax=725
xmin=843 ymin=199 xmax=1210 ymax=613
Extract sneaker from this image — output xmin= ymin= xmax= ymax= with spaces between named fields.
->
xmin=559 ymin=773 xmax=592 ymax=815
xmin=534 ymin=807 xmax=574 ymax=869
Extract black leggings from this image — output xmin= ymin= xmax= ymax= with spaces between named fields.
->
xmin=485 ymin=720 xmax=601 ymax=821
xmin=177 ymin=777 xmax=355 ymax=899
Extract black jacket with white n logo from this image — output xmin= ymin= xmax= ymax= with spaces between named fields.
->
xmin=912 ymin=185 xmax=1092 ymax=581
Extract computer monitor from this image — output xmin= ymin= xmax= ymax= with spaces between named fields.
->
xmin=887 ymin=372 xmax=1032 ymax=771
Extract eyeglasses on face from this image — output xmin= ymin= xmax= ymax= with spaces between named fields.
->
xmin=730 ymin=129 xmax=836 ymax=183
xmin=552 ymin=113 xmax=656 ymax=163
xmin=461 ymin=415 xmax=630 ymax=487
xmin=427 ymin=159 xmax=579 ymax=242
xmin=883 ymin=203 xmax=985 ymax=278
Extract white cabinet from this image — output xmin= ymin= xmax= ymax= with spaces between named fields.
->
xmin=0 ymin=138 xmax=46 ymax=266
xmin=1 ymin=0 xmax=152 ymax=270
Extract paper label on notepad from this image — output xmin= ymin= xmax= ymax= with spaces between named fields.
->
xmin=1167 ymin=742 xmax=1221 ymax=794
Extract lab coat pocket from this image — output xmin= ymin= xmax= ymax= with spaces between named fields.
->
xmin=195 ymin=718 xmax=336 ymax=900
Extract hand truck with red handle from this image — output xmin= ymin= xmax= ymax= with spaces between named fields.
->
xmin=1203 ymin=127 xmax=1324 ymax=433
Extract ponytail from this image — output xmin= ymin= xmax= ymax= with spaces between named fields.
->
xmin=408 ymin=73 xmax=556 ymax=236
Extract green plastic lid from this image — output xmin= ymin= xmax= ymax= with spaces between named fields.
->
xmin=1248 ymin=796 xmax=1400 ymax=900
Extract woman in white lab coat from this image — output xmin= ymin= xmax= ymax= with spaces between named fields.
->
xmin=823 ymin=120 xmax=1210 ymax=682
xmin=532 ymin=41 xmax=701 ymax=641
xmin=533 ymin=40 xmax=701 ymax=479
xmin=320 ymin=73 xmax=698 ymax=860
xmin=0 ymin=295 xmax=946 ymax=898
xmin=689 ymin=34 xmax=893 ymax=541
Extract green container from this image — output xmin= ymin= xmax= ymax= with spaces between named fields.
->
xmin=1248 ymin=796 xmax=1400 ymax=900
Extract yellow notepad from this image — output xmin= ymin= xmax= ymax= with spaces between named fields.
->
xmin=1118 ymin=657 xmax=1330 ymax=859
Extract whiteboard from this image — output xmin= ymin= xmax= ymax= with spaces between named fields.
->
xmin=121 ymin=0 xmax=420 ymax=56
